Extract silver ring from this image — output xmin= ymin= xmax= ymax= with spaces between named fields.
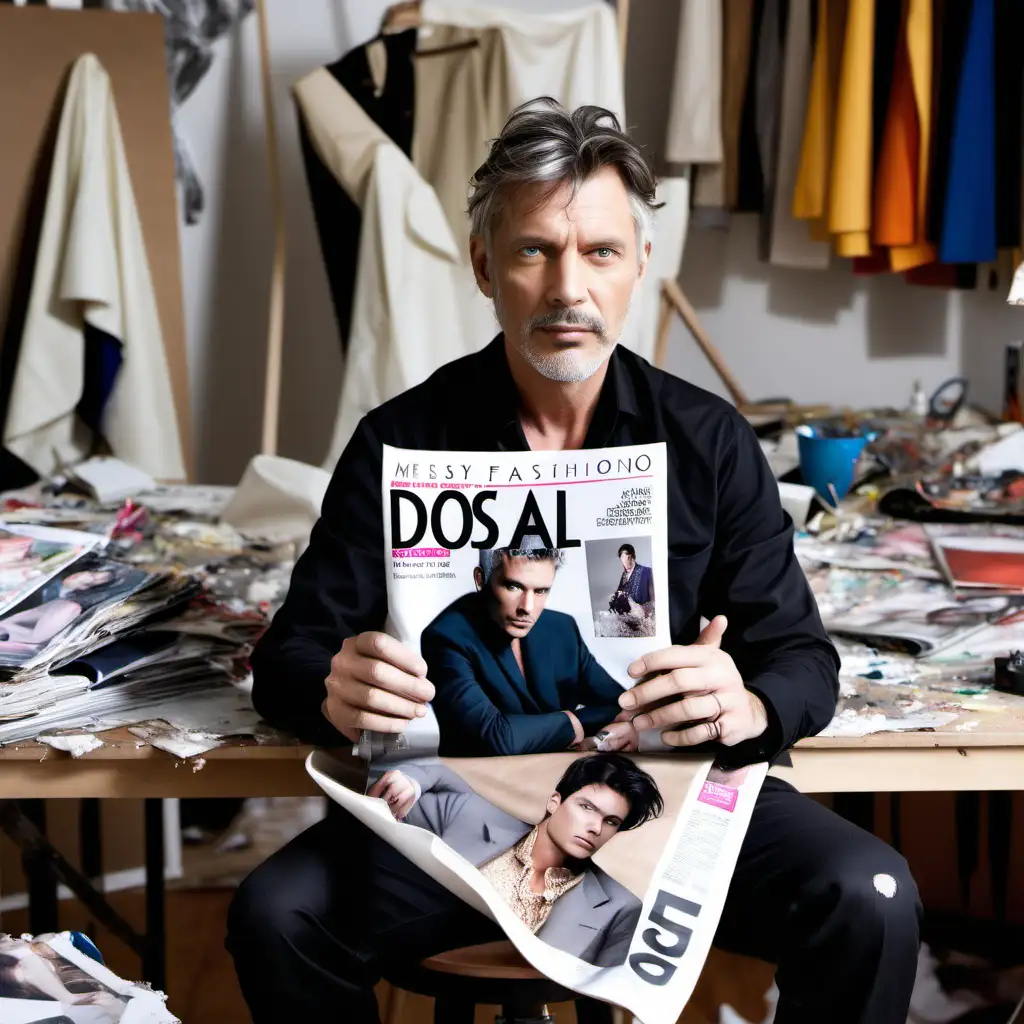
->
xmin=705 ymin=719 xmax=721 ymax=742
xmin=710 ymin=693 xmax=723 ymax=722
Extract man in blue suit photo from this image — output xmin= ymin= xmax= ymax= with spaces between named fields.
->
xmin=421 ymin=544 xmax=639 ymax=757
xmin=609 ymin=543 xmax=655 ymax=619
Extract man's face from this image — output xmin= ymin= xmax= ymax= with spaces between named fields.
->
xmin=544 ymin=783 xmax=630 ymax=861
xmin=470 ymin=166 xmax=648 ymax=384
xmin=619 ymin=550 xmax=635 ymax=571
xmin=478 ymin=554 xmax=556 ymax=638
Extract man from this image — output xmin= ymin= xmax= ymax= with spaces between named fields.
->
xmin=423 ymin=545 xmax=636 ymax=756
xmin=368 ymin=752 xmax=662 ymax=967
xmin=609 ymin=542 xmax=654 ymax=617
xmin=229 ymin=98 xmax=920 ymax=1023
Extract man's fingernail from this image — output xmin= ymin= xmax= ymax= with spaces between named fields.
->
xmin=627 ymin=662 xmax=642 ymax=677
xmin=619 ymin=692 xmax=635 ymax=709
xmin=633 ymin=714 xmax=651 ymax=731
xmin=415 ymin=705 xmax=426 ymax=717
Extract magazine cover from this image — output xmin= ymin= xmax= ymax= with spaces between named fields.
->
xmin=0 ymin=931 xmax=178 ymax=1023
xmin=0 ymin=554 xmax=151 ymax=669
xmin=0 ymin=524 xmax=101 ymax=619
xmin=307 ymin=443 xmax=767 ymax=1024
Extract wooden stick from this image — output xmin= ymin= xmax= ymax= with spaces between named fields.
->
xmin=662 ymin=278 xmax=750 ymax=407
xmin=256 ymin=0 xmax=286 ymax=457
xmin=653 ymin=287 xmax=673 ymax=369
xmin=617 ymin=0 xmax=630 ymax=70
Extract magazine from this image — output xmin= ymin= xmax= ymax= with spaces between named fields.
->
xmin=0 ymin=524 xmax=101 ymax=619
xmin=0 ymin=931 xmax=178 ymax=1023
xmin=0 ymin=554 xmax=152 ymax=670
xmin=307 ymin=443 xmax=767 ymax=1024
xmin=823 ymin=582 xmax=1024 ymax=657
xmin=930 ymin=535 xmax=1024 ymax=590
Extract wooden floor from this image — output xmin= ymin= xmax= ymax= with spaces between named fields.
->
xmin=0 ymin=888 xmax=775 ymax=1024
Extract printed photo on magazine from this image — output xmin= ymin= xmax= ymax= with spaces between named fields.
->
xmin=307 ymin=444 xmax=768 ymax=1024
xmin=0 ymin=554 xmax=151 ymax=669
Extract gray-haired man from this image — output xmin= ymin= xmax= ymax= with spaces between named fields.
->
xmin=231 ymin=98 xmax=920 ymax=1023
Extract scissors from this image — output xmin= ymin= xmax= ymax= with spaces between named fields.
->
xmin=928 ymin=376 xmax=968 ymax=424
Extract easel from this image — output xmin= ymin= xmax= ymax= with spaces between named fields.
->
xmin=251 ymin=0 xmax=751 ymax=457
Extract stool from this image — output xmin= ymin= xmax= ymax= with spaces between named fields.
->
xmin=383 ymin=940 xmax=621 ymax=1024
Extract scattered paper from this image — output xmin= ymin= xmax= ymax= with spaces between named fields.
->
xmin=68 ymin=457 xmax=156 ymax=504
xmin=37 ymin=732 xmax=104 ymax=757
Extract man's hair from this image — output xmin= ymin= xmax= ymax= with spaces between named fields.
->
xmin=617 ymin=543 xmax=636 ymax=559
xmin=468 ymin=97 xmax=658 ymax=252
xmin=478 ymin=545 xmax=563 ymax=584
xmin=555 ymin=753 xmax=663 ymax=831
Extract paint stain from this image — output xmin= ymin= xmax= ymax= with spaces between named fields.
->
xmin=873 ymin=873 xmax=897 ymax=898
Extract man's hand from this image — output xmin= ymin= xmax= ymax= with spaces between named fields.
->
xmin=590 ymin=719 xmax=639 ymax=752
xmin=323 ymin=632 xmax=435 ymax=743
xmin=618 ymin=616 xmax=769 ymax=748
xmin=368 ymin=770 xmax=419 ymax=821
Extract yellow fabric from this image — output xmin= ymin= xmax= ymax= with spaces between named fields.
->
xmin=890 ymin=0 xmax=936 ymax=271
xmin=828 ymin=0 xmax=874 ymax=257
xmin=792 ymin=0 xmax=846 ymax=240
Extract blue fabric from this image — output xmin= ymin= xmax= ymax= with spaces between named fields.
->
xmin=939 ymin=0 xmax=996 ymax=264
xmin=70 ymin=930 xmax=105 ymax=965
xmin=77 ymin=323 xmax=123 ymax=434
xmin=616 ymin=563 xmax=654 ymax=606
xmin=421 ymin=592 xmax=623 ymax=757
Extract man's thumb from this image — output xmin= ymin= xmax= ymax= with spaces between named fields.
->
xmin=696 ymin=615 xmax=728 ymax=648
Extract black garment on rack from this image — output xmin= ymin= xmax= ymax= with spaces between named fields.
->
xmin=994 ymin=0 xmax=1024 ymax=249
xmin=295 ymin=29 xmax=417 ymax=355
xmin=926 ymin=0 xmax=973 ymax=247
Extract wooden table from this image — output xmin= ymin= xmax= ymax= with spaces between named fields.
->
xmin=0 ymin=693 xmax=1021 ymax=989
xmin=1 ymin=691 xmax=1022 ymax=799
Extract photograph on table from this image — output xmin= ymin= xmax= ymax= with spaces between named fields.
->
xmin=585 ymin=536 xmax=656 ymax=638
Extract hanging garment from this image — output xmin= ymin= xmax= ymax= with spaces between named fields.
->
xmin=295 ymin=30 xmax=418 ymax=355
xmin=753 ymin=0 xmax=786 ymax=256
xmin=792 ymin=0 xmax=847 ymax=239
xmin=994 ymin=0 xmax=1024 ymax=249
xmin=938 ymin=0 xmax=996 ymax=264
xmin=926 ymin=0 xmax=972 ymax=247
xmin=3 ymin=53 xmax=186 ymax=481
xmin=828 ymin=0 xmax=875 ymax=257
xmin=421 ymin=1 xmax=624 ymax=119
xmin=693 ymin=0 xmax=756 ymax=212
xmin=888 ymin=0 xmax=935 ymax=271
xmin=293 ymin=69 xmax=473 ymax=469
xmin=664 ymin=0 xmax=723 ymax=164
xmin=734 ymin=0 xmax=767 ymax=213
xmin=769 ymin=0 xmax=830 ymax=268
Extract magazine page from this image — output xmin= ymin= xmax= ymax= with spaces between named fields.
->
xmin=0 ymin=524 xmax=101 ymax=619
xmin=0 ymin=931 xmax=178 ymax=1023
xmin=823 ymin=583 xmax=1024 ymax=656
xmin=0 ymin=555 xmax=152 ymax=670
xmin=307 ymin=443 xmax=768 ymax=1024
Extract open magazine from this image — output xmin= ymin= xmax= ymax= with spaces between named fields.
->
xmin=307 ymin=443 xmax=768 ymax=1024
xmin=0 ymin=931 xmax=178 ymax=1023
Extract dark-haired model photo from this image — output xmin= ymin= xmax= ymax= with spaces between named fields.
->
xmin=421 ymin=545 xmax=639 ymax=757
xmin=370 ymin=752 xmax=663 ymax=967
xmin=586 ymin=537 xmax=656 ymax=638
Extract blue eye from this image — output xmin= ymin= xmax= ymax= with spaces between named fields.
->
xmin=593 ymin=247 xmax=614 ymax=258
xmin=520 ymin=246 xmax=541 ymax=257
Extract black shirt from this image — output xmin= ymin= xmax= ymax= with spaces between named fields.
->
xmin=251 ymin=337 xmax=839 ymax=766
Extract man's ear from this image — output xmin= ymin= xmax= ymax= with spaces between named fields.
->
xmin=636 ymin=239 xmax=651 ymax=283
xmin=470 ymin=235 xmax=494 ymax=298
xmin=546 ymin=792 xmax=561 ymax=818
xmin=473 ymin=566 xmax=484 ymax=591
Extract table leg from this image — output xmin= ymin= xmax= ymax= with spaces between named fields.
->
xmin=21 ymin=799 xmax=58 ymax=934
xmin=143 ymin=798 xmax=166 ymax=990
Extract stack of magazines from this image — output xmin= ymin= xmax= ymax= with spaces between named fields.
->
xmin=0 ymin=523 xmax=253 ymax=744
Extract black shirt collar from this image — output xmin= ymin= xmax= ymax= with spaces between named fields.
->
xmin=478 ymin=334 xmax=643 ymax=451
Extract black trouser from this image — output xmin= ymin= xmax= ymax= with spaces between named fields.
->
xmin=226 ymin=778 xmax=922 ymax=1023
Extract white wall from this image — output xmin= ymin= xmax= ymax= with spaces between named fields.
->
xmin=175 ymin=0 xmax=1022 ymax=483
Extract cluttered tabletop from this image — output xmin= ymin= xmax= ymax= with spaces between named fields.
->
xmin=3 ymin=389 xmax=1024 ymax=787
